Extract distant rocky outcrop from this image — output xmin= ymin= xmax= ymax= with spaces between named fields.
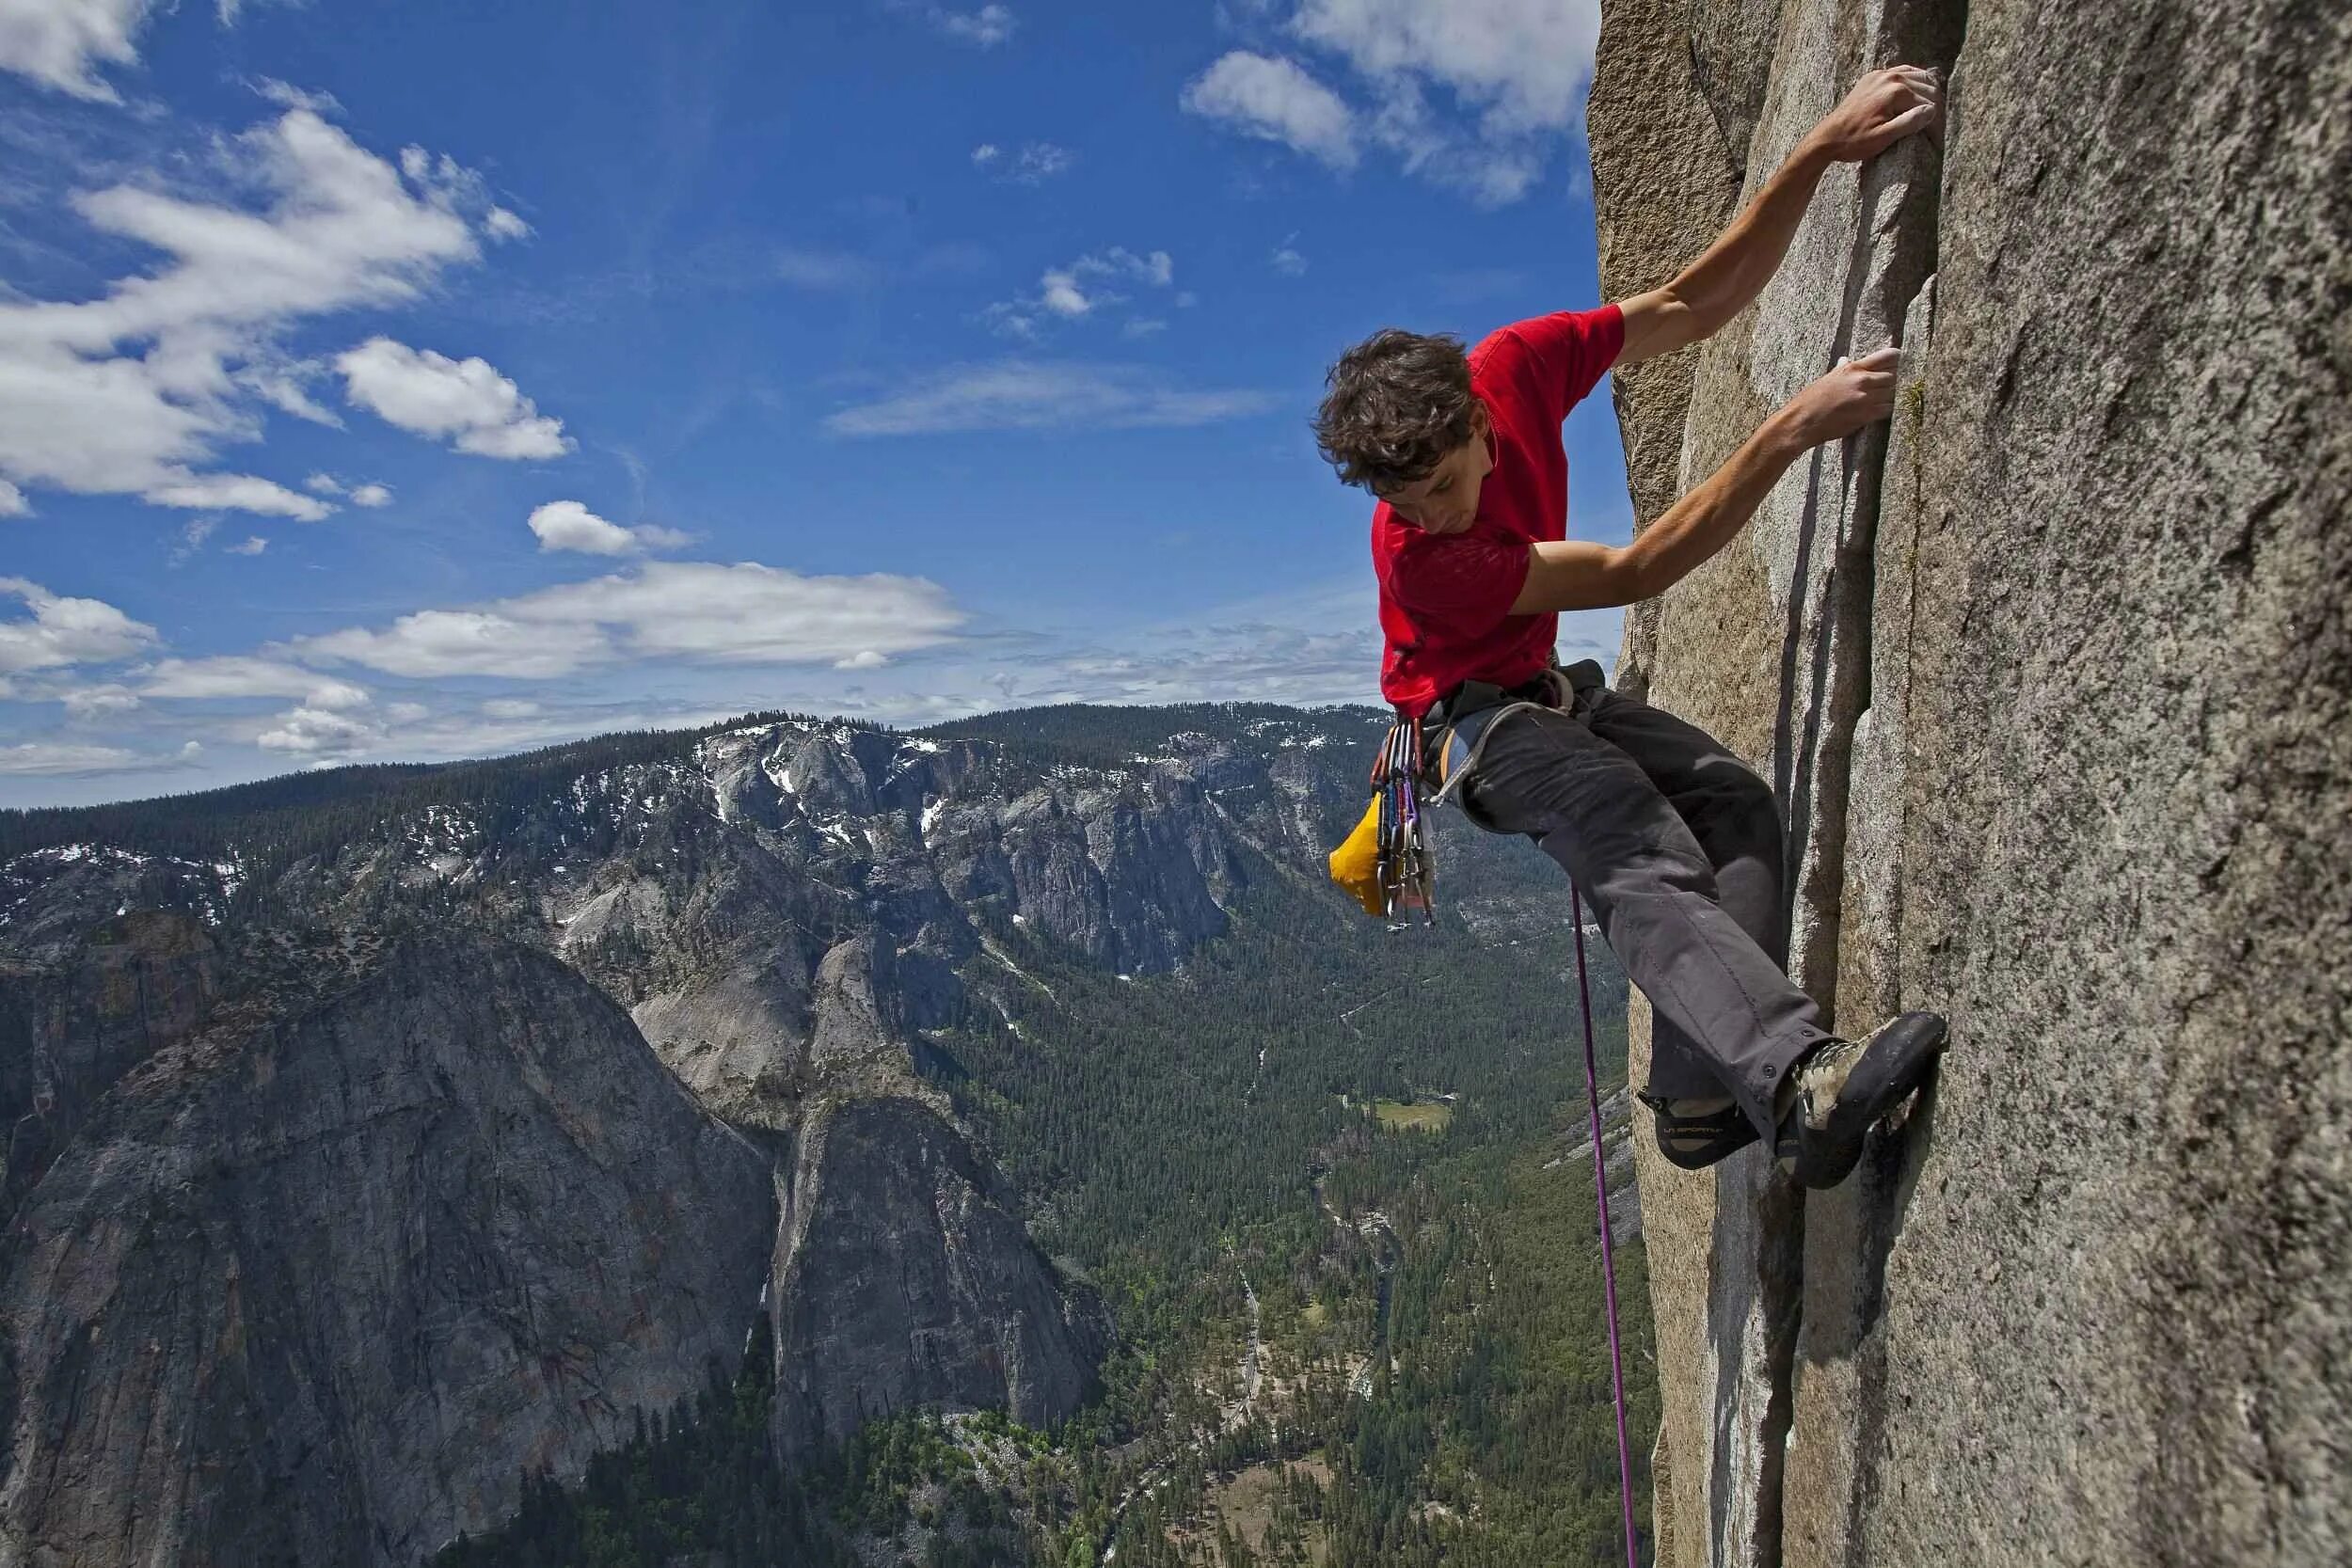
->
xmin=0 ymin=899 xmax=773 ymax=1565
xmin=770 ymin=1096 xmax=1109 ymax=1455
xmin=1589 ymin=0 xmax=2350 ymax=1563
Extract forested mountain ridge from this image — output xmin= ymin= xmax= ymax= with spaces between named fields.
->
xmin=0 ymin=703 xmax=1649 ymax=1565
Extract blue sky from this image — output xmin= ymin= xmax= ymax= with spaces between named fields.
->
xmin=0 ymin=0 xmax=1633 ymax=807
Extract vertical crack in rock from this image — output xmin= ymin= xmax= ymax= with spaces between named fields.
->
xmin=1594 ymin=0 xmax=1966 ymax=1561
xmin=1786 ymin=274 xmax=1940 ymax=1568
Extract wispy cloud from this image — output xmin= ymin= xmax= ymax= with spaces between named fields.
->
xmin=1183 ymin=0 xmax=1600 ymax=205
xmin=972 ymin=140 xmax=1074 ymax=183
xmin=168 ymin=516 xmax=218 ymax=565
xmin=987 ymin=246 xmax=1176 ymax=338
xmin=926 ymin=4 xmax=1016 ymax=47
xmin=0 ymin=741 xmax=142 ymax=776
xmin=0 ymin=107 xmax=518 ymax=519
xmin=297 ymin=561 xmax=966 ymax=679
xmin=60 ymin=683 xmax=140 ymax=721
xmin=823 ymin=360 xmax=1276 ymax=436
xmin=141 ymin=657 xmax=369 ymax=707
xmin=771 ymin=245 xmax=874 ymax=290
xmin=302 ymin=473 xmax=393 ymax=505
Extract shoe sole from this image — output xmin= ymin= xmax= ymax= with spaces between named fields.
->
xmin=1795 ymin=1011 xmax=1950 ymax=1189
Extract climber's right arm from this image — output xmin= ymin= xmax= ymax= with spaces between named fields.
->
xmin=1614 ymin=67 xmax=1943 ymax=367
xmin=1509 ymin=349 xmax=1901 ymax=613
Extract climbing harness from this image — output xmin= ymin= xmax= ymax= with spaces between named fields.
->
xmin=1329 ymin=661 xmax=1598 ymax=921
xmin=1426 ymin=658 xmax=1592 ymax=825
xmin=1574 ymin=886 xmax=1641 ymax=1568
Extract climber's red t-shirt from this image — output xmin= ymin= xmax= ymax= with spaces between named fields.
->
xmin=1372 ymin=306 xmax=1624 ymax=715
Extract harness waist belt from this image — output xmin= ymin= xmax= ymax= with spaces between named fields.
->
xmin=1433 ymin=657 xmax=1606 ymax=725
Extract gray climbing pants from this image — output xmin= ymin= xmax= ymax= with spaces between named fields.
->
xmin=1453 ymin=663 xmax=1830 ymax=1142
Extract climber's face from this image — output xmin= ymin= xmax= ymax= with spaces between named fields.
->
xmin=1378 ymin=402 xmax=1494 ymax=535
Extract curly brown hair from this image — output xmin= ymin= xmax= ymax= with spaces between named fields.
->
xmin=1312 ymin=328 xmax=1477 ymax=493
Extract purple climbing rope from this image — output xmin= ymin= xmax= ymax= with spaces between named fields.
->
xmin=1573 ymin=887 xmax=1640 ymax=1568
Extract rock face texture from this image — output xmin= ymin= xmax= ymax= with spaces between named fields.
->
xmin=0 ymin=927 xmax=773 ymax=1567
xmin=1589 ymin=0 xmax=2352 ymax=1563
xmin=770 ymin=1097 xmax=1110 ymax=1455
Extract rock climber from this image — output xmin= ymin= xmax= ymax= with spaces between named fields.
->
xmin=1315 ymin=66 xmax=1951 ymax=1188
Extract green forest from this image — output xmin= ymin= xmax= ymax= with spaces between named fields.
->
xmin=437 ymin=849 xmax=1658 ymax=1566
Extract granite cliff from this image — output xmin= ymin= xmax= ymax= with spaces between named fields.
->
xmin=1589 ymin=0 xmax=2350 ymax=1562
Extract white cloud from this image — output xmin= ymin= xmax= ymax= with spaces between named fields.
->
xmin=0 ymin=0 xmax=156 ymax=101
xmin=931 ymin=4 xmax=1014 ymax=46
xmin=990 ymin=247 xmax=1176 ymax=337
xmin=527 ymin=499 xmax=687 ymax=557
xmin=169 ymin=515 xmax=218 ymax=563
xmin=296 ymin=562 xmax=965 ymax=679
xmin=482 ymin=697 xmax=540 ymax=719
xmin=217 ymin=0 xmax=300 ymax=26
xmin=1184 ymin=3 xmax=1598 ymax=204
xmin=336 ymin=337 xmax=574 ymax=459
xmin=61 ymin=683 xmax=140 ymax=721
xmin=1292 ymin=0 xmax=1595 ymax=135
xmin=303 ymin=474 xmax=389 ymax=505
xmin=140 ymin=656 xmax=368 ymax=707
xmin=256 ymin=703 xmax=379 ymax=753
xmin=1271 ymin=234 xmax=1308 ymax=275
xmin=302 ymin=609 xmax=603 ymax=679
xmin=0 ymin=108 xmax=515 ymax=519
xmin=228 ymin=534 xmax=268 ymax=554
xmin=975 ymin=141 xmax=1073 ymax=183
xmin=251 ymin=76 xmax=339 ymax=115
xmin=0 ymin=480 xmax=26 ymax=516
xmin=824 ymin=361 xmax=1276 ymax=436
xmin=234 ymin=356 xmax=342 ymax=426
xmin=834 ymin=650 xmax=888 ymax=670
xmin=144 ymin=472 xmax=329 ymax=518
xmin=0 ymin=741 xmax=140 ymax=775
xmin=484 ymin=206 xmax=531 ymax=241
xmin=0 ymin=578 xmax=160 ymax=674
xmin=1181 ymin=52 xmax=1359 ymax=170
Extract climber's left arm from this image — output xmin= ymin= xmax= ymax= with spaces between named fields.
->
xmin=1615 ymin=65 xmax=1943 ymax=367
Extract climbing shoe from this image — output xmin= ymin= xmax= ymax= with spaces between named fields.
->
xmin=1772 ymin=1011 xmax=1949 ymax=1189
xmin=1636 ymin=1091 xmax=1760 ymax=1170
